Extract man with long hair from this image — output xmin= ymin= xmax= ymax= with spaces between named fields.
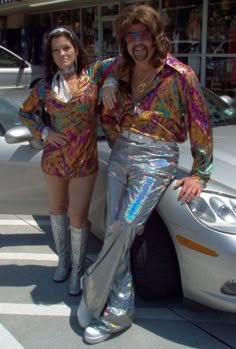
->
xmin=78 ymin=4 xmax=213 ymax=344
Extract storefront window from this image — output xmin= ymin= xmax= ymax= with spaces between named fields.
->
xmin=207 ymin=0 xmax=236 ymax=97
xmin=207 ymin=1 xmax=234 ymax=53
xmin=81 ymin=7 xmax=98 ymax=62
xmin=101 ymin=20 xmax=118 ymax=59
xmin=53 ymin=11 xmax=70 ymax=26
xmin=125 ymin=0 xmax=158 ymax=7
xmin=161 ymin=1 xmax=203 ymax=76
xmin=101 ymin=4 xmax=119 ymax=16
xmin=162 ymin=1 xmax=202 ymax=48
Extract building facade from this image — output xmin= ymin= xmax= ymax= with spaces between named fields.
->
xmin=0 ymin=0 xmax=236 ymax=98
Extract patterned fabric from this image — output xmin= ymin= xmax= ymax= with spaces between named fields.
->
xmin=20 ymin=58 xmax=117 ymax=178
xmin=101 ymin=54 xmax=213 ymax=185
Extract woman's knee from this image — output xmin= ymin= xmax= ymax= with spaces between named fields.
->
xmin=50 ymin=203 xmax=68 ymax=215
xmin=68 ymin=209 xmax=89 ymax=228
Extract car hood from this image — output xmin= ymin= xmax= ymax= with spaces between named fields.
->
xmin=179 ymin=125 xmax=236 ymax=191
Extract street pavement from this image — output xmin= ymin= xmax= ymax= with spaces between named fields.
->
xmin=1 ymin=214 xmax=236 ymax=349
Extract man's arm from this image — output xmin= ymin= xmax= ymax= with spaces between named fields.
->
xmin=99 ymin=93 xmax=121 ymax=148
xmin=174 ymin=70 xmax=213 ymax=203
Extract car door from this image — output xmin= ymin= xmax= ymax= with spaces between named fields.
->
xmin=0 ymin=134 xmax=48 ymax=215
xmin=0 ymin=46 xmax=31 ymax=89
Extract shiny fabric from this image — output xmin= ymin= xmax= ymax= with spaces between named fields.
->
xmin=82 ymin=136 xmax=179 ymax=333
xmin=101 ymin=54 xmax=213 ymax=185
xmin=20 ymin=58 xmax=117 ymax=178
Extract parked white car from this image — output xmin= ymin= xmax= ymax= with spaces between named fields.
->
xmin=0 ymin=45 xmax=43 ymax=90
xmin=1 ymin=87 xmax=236 ymax=313
xmin=0 ymin=90 xmax=30 ymax=135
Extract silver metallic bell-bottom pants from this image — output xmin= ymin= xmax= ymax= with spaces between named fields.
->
xmin=82 ymin=135 xmax=179 ymax=333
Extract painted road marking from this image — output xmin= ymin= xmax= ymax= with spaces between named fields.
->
xmin=0 ymin=323 xmax=24 ymax=349
xmin=0 ymin=253 xmax=57 ymax=261
xmin=0 ymin=252 xmax=96 ymax=262
xmin=0 ymin=303 xmax=182 ymax=320
xmin=0 ymin=219 xmax=50 ymax=226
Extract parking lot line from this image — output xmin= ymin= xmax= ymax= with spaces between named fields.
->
xmin=0 ymin=303 xmax=182 ymax=320
xmin=0 ymin=219 xmax=50 ymax=226
xmin=0 ymin=253 xmax=57 ymax=261
xmin=0 ymin=323 xmax=24 ymax=349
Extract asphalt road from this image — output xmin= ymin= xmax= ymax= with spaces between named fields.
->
xmin=1 ymin=214 xmax=236 ymax=349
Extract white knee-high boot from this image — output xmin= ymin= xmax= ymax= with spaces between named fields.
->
xmin=50 ymin=214 xmax=71 ymax=282
xmin=69 ymin=225 xmax=90 ymax=296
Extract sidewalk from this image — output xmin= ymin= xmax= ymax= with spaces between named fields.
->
xmin=0 ymin=214 xmax=236 ymax=349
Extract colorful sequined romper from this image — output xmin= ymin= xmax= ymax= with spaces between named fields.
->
xmin=20 ymin=58 xmax=117 ymax=178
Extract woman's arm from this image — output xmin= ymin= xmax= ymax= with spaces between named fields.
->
xmin=19 ymin=79 xmax=47 ymax=141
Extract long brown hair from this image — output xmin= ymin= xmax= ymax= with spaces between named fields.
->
xmin=115 ymin=4 xmax=170 ymax=69
xmin=43 ymin=25 xmax=88 ymax=81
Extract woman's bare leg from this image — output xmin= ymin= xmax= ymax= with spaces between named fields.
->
xmin=44 ymin=174 xmax=69 ymax=215
xmin=68 ymin=173 xmax=97 ymax=228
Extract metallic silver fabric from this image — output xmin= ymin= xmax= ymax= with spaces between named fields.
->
xmin=50 ymin=213 xmax=70 ymax=282
xmin=69 ymin=225 xmax=90 ymax=296
xmin=82 ymin=136 xmax=179 ymax=333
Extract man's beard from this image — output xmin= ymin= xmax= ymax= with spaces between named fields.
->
xmin=130 ymin=45 xmax=154 ymax=63
xmin=131 ymin=45 xmax=149 ymax=61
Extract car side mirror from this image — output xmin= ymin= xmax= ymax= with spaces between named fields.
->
xmin=220 ymin=95 xmax=234 ymax=106
xmin=5 ymin=125 xmax=43 ymax=149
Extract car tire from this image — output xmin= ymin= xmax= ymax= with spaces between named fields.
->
xmin=130 ymin=210 xmax=182 ymax=300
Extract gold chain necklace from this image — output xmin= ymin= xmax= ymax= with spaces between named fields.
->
xmin=136 ymin=70 xmax=155 ymax=93
xmin=135 ymin=64 xmax=164 ymax=93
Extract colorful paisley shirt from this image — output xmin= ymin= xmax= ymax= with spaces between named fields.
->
xmin=20 ymin=58 xmax=117 ymax=178
xmin=101 ymin=54 xmax=213 ymax=185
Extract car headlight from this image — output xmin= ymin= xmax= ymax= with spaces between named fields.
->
xmin=188 ymin=192 xmax=236 ymax=233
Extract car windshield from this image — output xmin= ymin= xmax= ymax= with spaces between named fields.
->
xmin=202 ymin=87 xmax=236 ymax=127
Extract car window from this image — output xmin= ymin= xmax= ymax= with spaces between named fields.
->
xmin=0 ymin=47 xmax=21 ymax=68
xmin=202 ymin=87 xmax=236 ymax=127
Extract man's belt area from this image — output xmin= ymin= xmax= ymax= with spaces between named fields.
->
xmin=120 ymin=130 xmax=174 ymax=145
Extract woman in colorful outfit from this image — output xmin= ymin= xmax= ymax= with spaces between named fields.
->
xmin=78 ymin=4 xmax=213 ymax=344
xmin=20 ymin=26 xmax=117 ymax=296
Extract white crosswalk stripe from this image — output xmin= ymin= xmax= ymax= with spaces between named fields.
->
xmin=0 ymin=324 xmax=24 ymax=349
xmin=0 ymin=303 xmax=181 ymax=320
xmin=0 ymin=253 xmax=57 ymax=261
xmin=0 ymin=219 xmax=50 ymax=226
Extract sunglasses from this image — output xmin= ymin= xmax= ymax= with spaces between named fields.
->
xmin=125 ymin=30 xmax=152 ymax=43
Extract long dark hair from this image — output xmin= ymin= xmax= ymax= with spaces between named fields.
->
xmin=115 ymin=4 xmax=170 ymax=70
xmin=44 ymin=25 xmax=88 ymax=81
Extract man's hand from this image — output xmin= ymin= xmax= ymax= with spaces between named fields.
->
xmin=174 ymin=176 xmax=204 ymax=204
xmin=102 ymin=86 xmax=117 ymax=109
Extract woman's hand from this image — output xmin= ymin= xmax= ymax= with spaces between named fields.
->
xmin=174 ymin=176 xmax=204 ymax=204
xmin=46 ymin=129 xmax=68 ymax=146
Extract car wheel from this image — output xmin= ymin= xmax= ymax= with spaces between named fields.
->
xmin=130 ymin=210 xmax=182 ymax=300
xmin=0 ymin=124 xmax=5 ymax=136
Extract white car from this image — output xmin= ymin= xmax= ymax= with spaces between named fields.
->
xmin=0 ymin=90 xmax=30 ymax=135
xmin=1 ymin=88 xmax=236 ymax=313
xmin=0 ymin=45 xmax=43 ymax=90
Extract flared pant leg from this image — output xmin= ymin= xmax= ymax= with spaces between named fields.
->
xmin=82 ymin=137 xmax=179 ymax=333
